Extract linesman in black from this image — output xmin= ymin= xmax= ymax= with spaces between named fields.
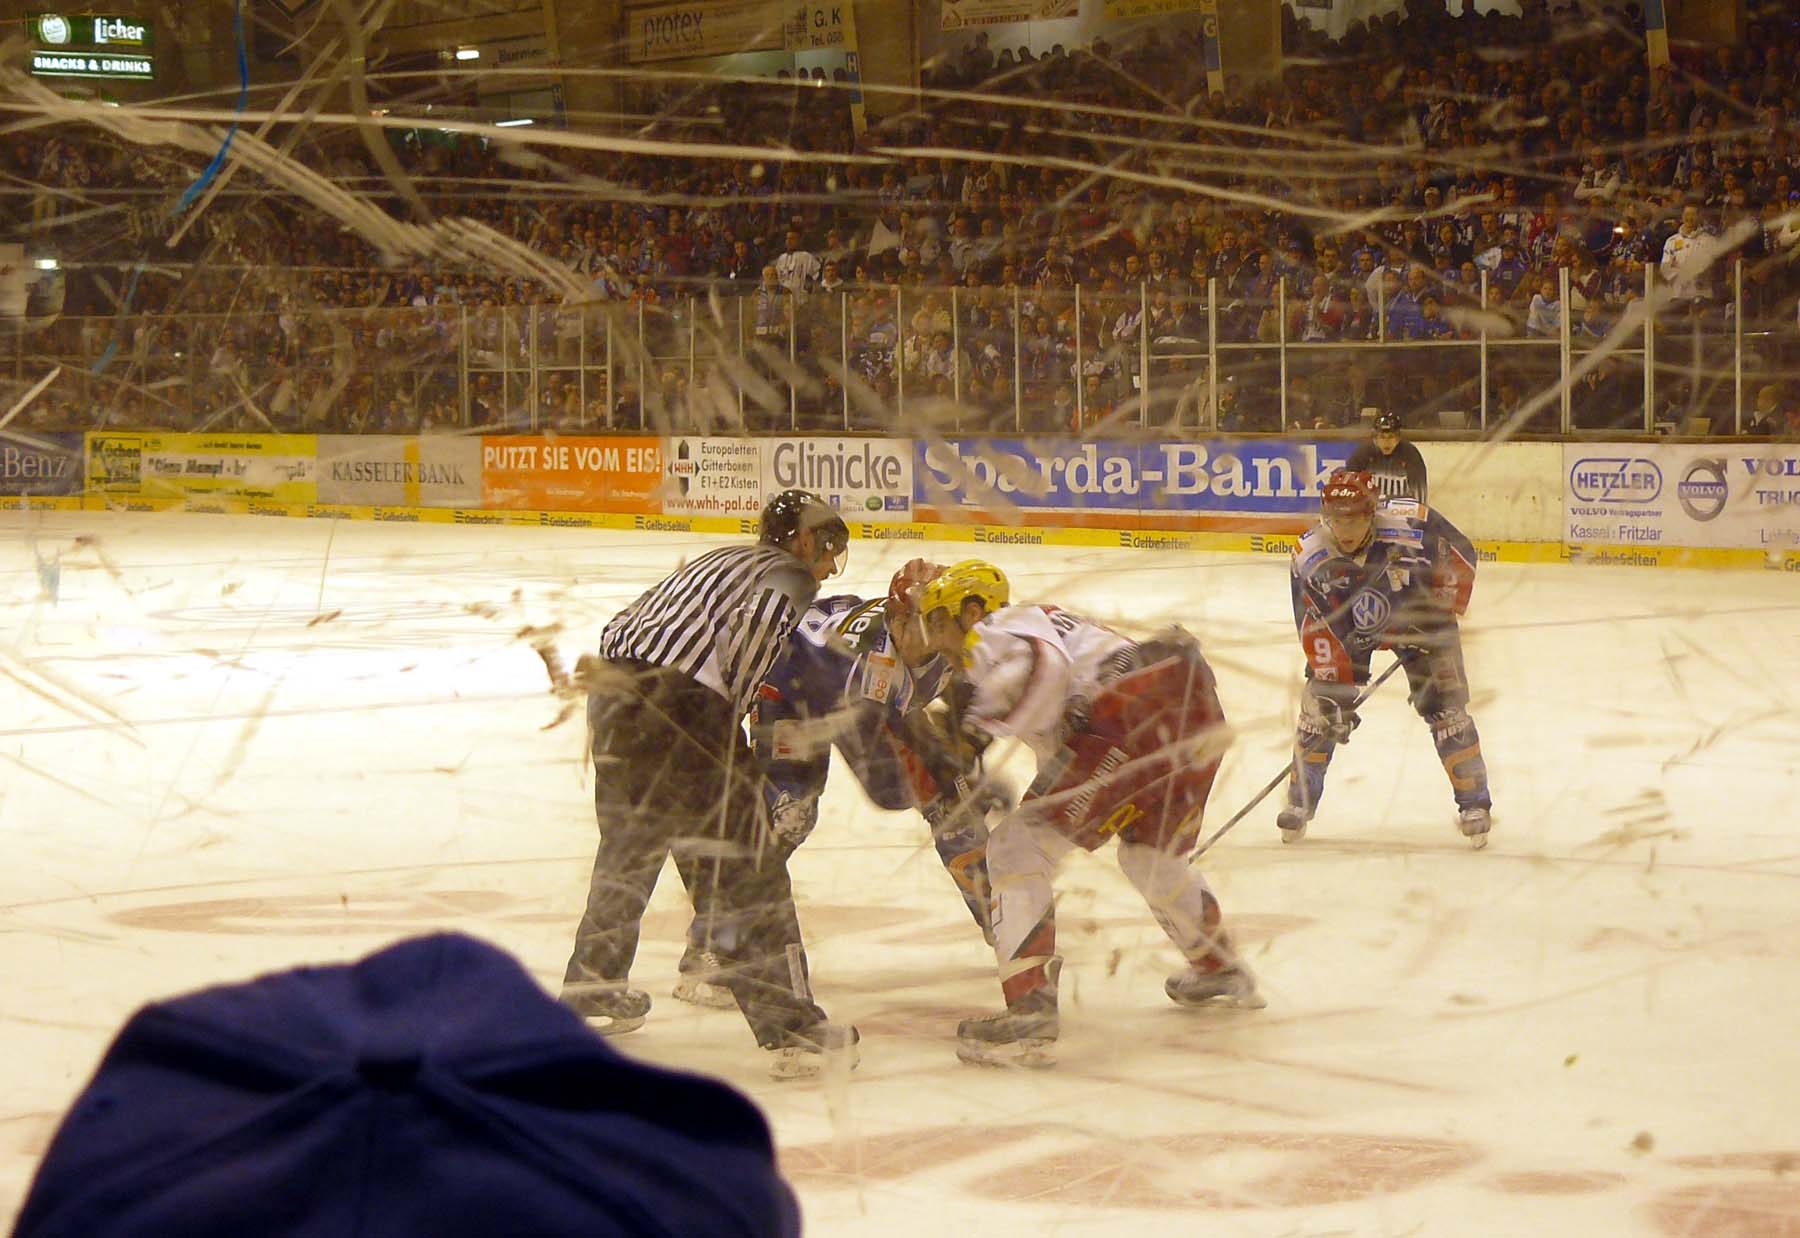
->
xmin=561 ymin=489 xmax=857 ymax=1078
xmin=1346 ymin=410 xmax=1430 ymax=504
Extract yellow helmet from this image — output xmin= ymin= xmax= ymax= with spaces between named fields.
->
xmin=917 ymin=559 xmax=1009 ymax=619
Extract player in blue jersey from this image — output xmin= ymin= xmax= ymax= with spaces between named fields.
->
xmin=1278 ymin=469 xmax=1492 ymax=847
xmin=672 ymin=560 xmax=998 ymax=1008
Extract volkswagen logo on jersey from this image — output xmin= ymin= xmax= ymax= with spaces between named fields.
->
xmin=1350 ymin=588 xmax=1392 ymax=633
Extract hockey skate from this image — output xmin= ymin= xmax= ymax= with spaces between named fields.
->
xmin=1277 ymin=804 xmax=1310 ymax=844
xmin=956 ymin=961 xmax=1061 ymax=1069
xmin=560 ymin=981 xmax=651 ymax=1035
xmin=1458 ymin=806 xmax=1492 ymax=850
xmin=766 ymin=1020 xmax=860 ymax=1081
xmin=671 ymin=947 xmax=735 ymax=1010
xmin=1166 ymin=964 xmax=1265 ymax=1010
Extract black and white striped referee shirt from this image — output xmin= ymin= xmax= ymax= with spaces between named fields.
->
xmin=598 ymin=544 xmax=818 ymax=718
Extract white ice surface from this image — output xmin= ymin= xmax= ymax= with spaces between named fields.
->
xmin=3 ymin=511 xmax=1799 ymax=1236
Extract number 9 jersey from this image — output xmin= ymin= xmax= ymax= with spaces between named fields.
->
xmin=1290 ymin=497 xmax=1478 ymax=688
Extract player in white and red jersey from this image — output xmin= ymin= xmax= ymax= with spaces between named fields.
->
xmin=917 ymin=561 xmax=1262 ymax=1068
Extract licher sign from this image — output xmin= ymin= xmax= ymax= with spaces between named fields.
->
xmin=30 ymin=12 xmax=156 ymax=79
xmin=30 ymin=51 xmax=154 ymax=79
xmin=32 ymin=13 xmax=155 ymax=49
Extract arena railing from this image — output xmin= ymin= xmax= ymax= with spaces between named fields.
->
xmin=8 ymin=260 xmax=1786 ymax=439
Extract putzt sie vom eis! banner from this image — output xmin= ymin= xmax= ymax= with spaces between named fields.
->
xmin=1563 ymin=443 xmax=1800 ymax=555
xmin=481 ymin=437 xmax=662 ymax=513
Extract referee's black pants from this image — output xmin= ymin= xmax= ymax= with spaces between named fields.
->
xmin=563 ymin=660 xmax=828 ymax=1048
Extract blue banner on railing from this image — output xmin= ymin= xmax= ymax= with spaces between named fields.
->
xmin=0 ymin=432 xmax=83 ymax=495
xmin=914 ymin=438 xmax=1353 ymax=516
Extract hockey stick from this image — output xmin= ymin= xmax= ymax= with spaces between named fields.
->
xmin=1188 ymin=657 xmax=1405 ymax=863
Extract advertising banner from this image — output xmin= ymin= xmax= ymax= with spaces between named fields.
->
xmin=1103 ymin=0 xmax=1202 ymax=16
xmin=763 ymin=436 xmax=911 ymax=522
xmin=0 ymin=431 xmax=83 ymax=495
xmin=662 ymin=436 xmax=765 ymax=517
xmin=481 ymin=436 xmax=663 ymax=513
xmin=317 ymin=436 xmax=481 ymax=508
xmin=0 ymin=242 xmax=27 ymax=317
xmin=785 ymin=2 xmax=851 ymax=49
xmin=940 ymin=0 xmax=1078 ymax=31
xmin=785 ymin=2 xmax=864 ymax=136
xmin=627 ymin=1 xmax=784 ymax=63
xmin=1563 ymin=443 xmax=1800 ymax=555
xmin=86 ymin=432 xmax=316 ymax=503
xmin=914 ymin=438 xmax=1353 ymax=527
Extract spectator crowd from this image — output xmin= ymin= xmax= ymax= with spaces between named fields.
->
xmin=6 ymin=0 xmax=1800 ymax=438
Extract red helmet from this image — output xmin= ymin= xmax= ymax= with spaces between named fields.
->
xmin=886 ymin=558 xmax=945 ymax=617
xmin=1321 ymin=469 xmax=1377 ymax=518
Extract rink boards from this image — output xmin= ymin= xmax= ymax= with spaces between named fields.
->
xmin=1 ymin=431 xmax=1796 ymax=572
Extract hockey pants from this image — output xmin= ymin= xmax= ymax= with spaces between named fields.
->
xmin=563 ymin=662 xmax=828 ymax=1048
xmin=990 ymin=647 xmax=1238 ymax=1005
xmin=1287 ymin=633 xmax=1491 ymax=818
xmin=987 ymin=815 xmax=1245 ymax=1006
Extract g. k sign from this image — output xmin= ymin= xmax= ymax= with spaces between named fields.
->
xmin=785 ymin=3 xmax=852 ymax=50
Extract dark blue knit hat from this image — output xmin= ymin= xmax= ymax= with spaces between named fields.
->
xmin=14 ymin=934 xmax=800 ymax=1238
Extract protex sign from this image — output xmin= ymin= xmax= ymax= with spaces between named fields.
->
xmin=627 ymin=1 xmax=782 ymax=63
xmin=1563 ymin=443 xmax=1800 ymax=551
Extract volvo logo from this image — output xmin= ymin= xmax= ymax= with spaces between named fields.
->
xmin=1677 ymin=458 xmax=1727 ymax=522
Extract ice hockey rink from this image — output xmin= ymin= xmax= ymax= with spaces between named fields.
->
xmin=3 ymin=508 xmax=1798 ymax=1236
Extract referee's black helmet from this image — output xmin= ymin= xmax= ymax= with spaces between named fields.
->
xmin=758 ymin=488 xmax=847 ymax=549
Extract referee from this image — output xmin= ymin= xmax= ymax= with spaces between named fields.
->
xmin=561 ymin=489 xmax=857 ymax=1078
xmin=1346 ymin=411 xmax=1429 ymax=504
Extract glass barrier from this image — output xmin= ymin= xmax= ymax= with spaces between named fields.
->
xmin=3 ymin=262 xmax=1790 ymax=439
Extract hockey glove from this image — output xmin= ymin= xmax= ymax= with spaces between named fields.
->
xmin=769 ymin=791 xmax=819 ymax=853
xmin=1057 ymin=695 xmax=1093 ymax=747
xmin=923 ymin=773 xmax=1015 ymax=834
xmin=960 ymin=773 xmax=1016 ymax=820
xmin=1132 ymin=626 xmax=1201 ymax=670
xmin=898 ymin=704 xmax=983 ymax=789
xmin=1311 ymin=686 xmax=1361 ymax=745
